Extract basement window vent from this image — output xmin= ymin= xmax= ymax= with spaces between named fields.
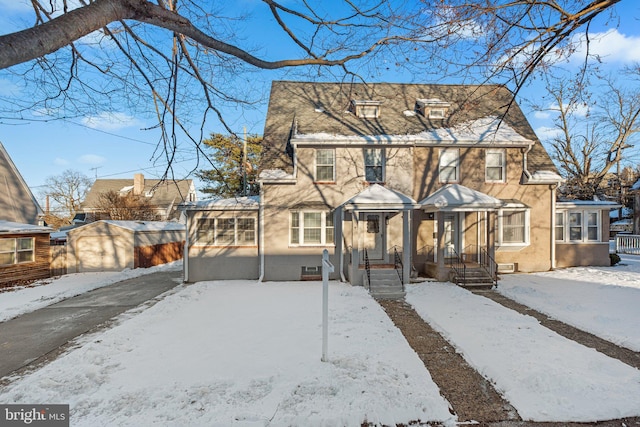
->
xmin=350 ymin=100 xmax=382 ymax=119
xmin=301 ymin=265 xmax=323 ymax=280
xmin=497 ymin=263 xmax=516 ymax=273
xmin=415 ymin=98 xmax=450 ymax=119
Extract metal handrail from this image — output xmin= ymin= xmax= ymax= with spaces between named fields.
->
xmin=446 ymin=247 xmax=466 ymax=285
xmin=364 ymin=248 xmax=371 ymax=290
xmin=479 ymin=247 xmax=499 ymax=288
xmin=392 ymin=246 xmax=404 ymax=291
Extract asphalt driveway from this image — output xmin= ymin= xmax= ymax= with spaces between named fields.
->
xmin=0 ymin=270 xmax=182 ymax=379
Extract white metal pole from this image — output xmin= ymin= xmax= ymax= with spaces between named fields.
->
xmin=321 ymin=249 xmax=334 ymax=362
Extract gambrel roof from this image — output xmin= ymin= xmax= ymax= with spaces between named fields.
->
xmin=0 ymin=140 xmax=43 ymax=224
xmin=261 ymin=81 xmax=557 ymax=175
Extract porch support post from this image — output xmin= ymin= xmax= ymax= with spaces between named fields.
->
xmin=402 ymin=208 xmax=411 ymax=285
xmin=436 ymin=210 xmax=445 ymax=278
xmin=487 ymin=211 xmax=496 ymax=261
xmin=351 ymin=213 xmax=360 ymax=285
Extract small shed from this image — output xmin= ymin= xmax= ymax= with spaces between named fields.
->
xmin=67 ymin=220 xmax=185 ymax=273
xmin=0 ymin=220 xmax=52 ymax=287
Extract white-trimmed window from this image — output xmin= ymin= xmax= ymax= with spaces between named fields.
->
xmin=364 ymin=148 xmax=384 ymax=183
xmin=195 ymin=217 xmax=256 ymax=246
xmin=486 ymin=149 xmax=506 ymax=182
xmin=0 ymin=237 xmax=34 ymax=265
xmin=429 ymin=108 xmax=445 ymax=119
xmin=290 ymin=211 xmax=334 ymax=246
xmin=315 ymin=149 xmax=335 ymax=182
xmin=439 ymin=149 xmax=459 ymax=183
xmin=498 ymin=209 xmax=529 ymax=246
xmin=556 ymin=210 xmax=600 ymax=242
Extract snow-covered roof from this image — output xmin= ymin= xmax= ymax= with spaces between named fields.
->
xmin=101 ymin=220 xmax=185 ymax=232
xmin=420 ymin=184 xmax=503 ymax=212
xmin=183 ymin=196 xmax=259 ymax=211
xmin=258 ymin=169 xmax=296 ymax=182
xmin=556 ymin=200 xmax=621 ymax=210
xmin=523 ymin=170 xmax=564 ymax=184
xmin=342 ymin=184 xmax=418 ymax=211
xmin=293 ymin=116 xmax=534 ymax=146
xmin=0 ymin=220 xmax=52 ymax=234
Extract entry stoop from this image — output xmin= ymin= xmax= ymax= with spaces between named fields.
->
xmin=366 ymin=269 xmax=405 ymax=300
xmin=450 ymin=266 xmax=496 ymax=290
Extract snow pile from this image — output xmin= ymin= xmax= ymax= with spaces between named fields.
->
xmin=406 ymin=282 xmax=640 ymax=422
xmin=0 ymin=281 xmax=454 ymax=426
xmin=0 ymin=261 xmax=181 ymax=322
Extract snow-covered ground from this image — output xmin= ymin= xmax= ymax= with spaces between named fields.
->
xmin=0 ymin=261 xmax=181 ymax=322
xmin=1 ymin=255 xmax=639 ymax=424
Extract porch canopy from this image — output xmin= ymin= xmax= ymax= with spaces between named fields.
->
xmin=419 ymin=184 xmax=503 ymax=212
xmin=340 ymin=184 xmax=418 ymax=285
xmin=342 ymin=184 xmax=420 ymax=211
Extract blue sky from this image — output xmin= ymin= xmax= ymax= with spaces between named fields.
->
xmin=1 ymin=1 xmax=640 ymax=200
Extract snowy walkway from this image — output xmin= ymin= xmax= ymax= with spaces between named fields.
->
xmin=406 ymin=282 xmax=640 ymax=422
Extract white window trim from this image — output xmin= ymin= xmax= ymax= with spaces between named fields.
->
xmin=497 ymin=208 xmax=530 ymax=247
xmin=556 ymin=209 xmax=601 ymax=243
xmin=194 ymin=217 xmax=257 ymax=246
xmin=0 ymin=237 xmax=35 ymax=266
xmin=290 ymin=210 xmax=335 ymax=246
xmin=429 ymin=108 xmax=445 ymax=119
xmin=485 ymin=149 xmax=506 ymax=183
xmin=315 ymin=148 xmax=335 ymax=182
xmin=364 ymin=148 xmax=385 ymax=183
xmin=439 ymin=148 xmax=460 ymax=183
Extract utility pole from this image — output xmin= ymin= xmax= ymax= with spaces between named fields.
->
xmin=243 ymin=126 xmax=247 ymax=197
xmin=89 ymin=166 xmax=102 ymax=180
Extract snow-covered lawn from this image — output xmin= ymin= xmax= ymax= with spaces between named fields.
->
xmin=498 ymin=255 xmax=640 ymax=352
xmin=0 ymin=281 xmax=453 ymax=426
xmin=1 ymin=255 xmax=640 ymax=424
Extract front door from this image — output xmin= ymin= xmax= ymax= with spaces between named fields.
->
xmin=362 ymin=212 xmax=385 ymax=261
xmin=444 ymin=213 xmax=459 ymax=258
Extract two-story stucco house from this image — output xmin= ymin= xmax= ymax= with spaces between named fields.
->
xmin=182 ymin=81 xmax=616 ymax=295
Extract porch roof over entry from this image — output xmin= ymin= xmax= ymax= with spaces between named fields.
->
xmin=342 ymin=184 xmax=419 ymax=211
xmin=420 ymin=184 xmax=503 ymax=212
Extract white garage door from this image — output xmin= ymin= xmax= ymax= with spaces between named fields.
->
xmin=77 ymin=235 xmax=130 ymax=272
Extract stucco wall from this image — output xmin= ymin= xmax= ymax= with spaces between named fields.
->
xmin=262 ymin=145 xmax=414 ymax=282
xmin=556 ymin=243 xmax=610 ymax=268
xmin=186 ymin=209 xmax=259 ymax=282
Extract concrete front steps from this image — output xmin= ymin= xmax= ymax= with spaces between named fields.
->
xmin=366 ymin=268 xmax=405 ymax=300
xmin=450 ymin=266 xmax=496 ymax=290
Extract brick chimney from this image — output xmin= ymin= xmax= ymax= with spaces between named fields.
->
xmin=133 ymin=173 xmax=144 ymax=196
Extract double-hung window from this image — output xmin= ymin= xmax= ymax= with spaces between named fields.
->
xmin=290 ymin=211 xmax=334 ymax=246
xmin=498 ymin=209 xmax=529 ymax=246
xmin=439 ymin=149 xmax=459 ymax=183
xmin=315 ymin=149 xmax=335 ymax=182
xmin=0 ymin=237 xmax=34 ymax=265
xmin=195 ymin=217 xmax=256 ymax=246
xmin=486 ymin=149 xmax=506 ymax=182
xmin=556 ymin=210 xmax=600 ymax=242
xmin=364 ymin=148 xmax=384 ymax=183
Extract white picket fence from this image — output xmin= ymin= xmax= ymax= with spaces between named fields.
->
xmin=616 ymin=234 xmax=640 ymax=255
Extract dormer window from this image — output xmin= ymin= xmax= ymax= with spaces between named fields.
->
xmin=415 ymin=98 xmax=450 ymax=119
xmin=350 ymin=100 xmax=382 ymax=119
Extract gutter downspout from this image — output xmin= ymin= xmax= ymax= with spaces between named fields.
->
xmin=522 ymin=143 xmax=534 ymax=181
xmin=550 ymin=183 xmax=557 ymax=270
xmin=183 ymin=210 xmax=190 ymax=282
xmin=258 ymin=182 xmax=265 ymax=282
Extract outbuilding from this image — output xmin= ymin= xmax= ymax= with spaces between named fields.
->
xmin=67 ymin=220 xmax=185 ymax=273
xmin=0 ymin=220 xmax=52 ymax=287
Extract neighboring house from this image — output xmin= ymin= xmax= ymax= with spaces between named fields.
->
xmin=81 ymin=173 xmax=196 ymax=221
xmin=0 ymin=220 xmax=51 ymax=287
xmin=66 ymin=220 xmax=185 ymax=273
xmin=0 ymin=140 xmax=43 ymax=225
xmin=183 ymin=81 xmax=618 ymax=290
